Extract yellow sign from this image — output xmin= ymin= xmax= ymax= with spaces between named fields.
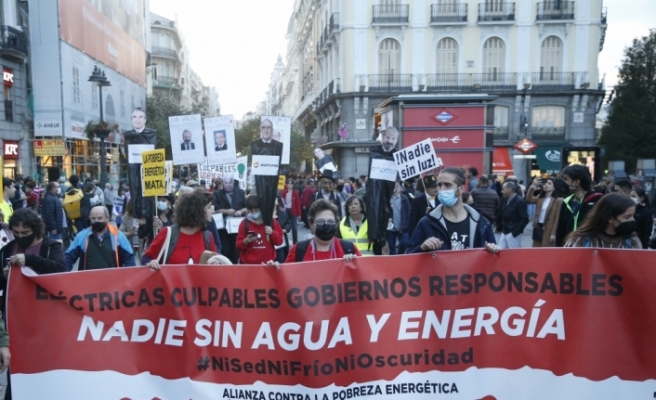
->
xmin=278 ymin=175 xmax=286 ymax=191
xmin=141 ymin=149 xmax=166 ymax=197
xmin=34 ymin=140 xmax=67 ymax=157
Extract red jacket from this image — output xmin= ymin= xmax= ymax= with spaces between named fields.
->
xmin=281 ymin=189 xmax=302 ymax=216
xmin=301 ymin=187 xmax=317 ymax=208
xmin=236 ymin=218 xmax=283 ymax=264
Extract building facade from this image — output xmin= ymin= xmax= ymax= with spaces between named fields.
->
xmin=271 ymin=0 xmax=608 ymax=181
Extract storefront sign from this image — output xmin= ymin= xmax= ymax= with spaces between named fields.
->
xmin=34 ymin=139 xmax=67 ymax=156
xmin=3 ymin=141 xmax=19 ymax=159
xmin=8 ymin=249 xmax=656 ymax=398
xmin=2 ymin=68 xmax=13 ymax=87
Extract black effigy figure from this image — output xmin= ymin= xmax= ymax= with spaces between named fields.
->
xmin=123 ymin=107 xmax=157 ymax=220
xmin=365 ymin=126 xmax=399 ymax=255
xmin=250 ymin=118 xmax=283 ymax=227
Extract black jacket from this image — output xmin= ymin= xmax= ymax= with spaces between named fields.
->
xmin=214 ymin=188 xmax=247 ymax=227
xmin=634 ymin=204 xmax=653 ymax=249
xmin=0 ymin=237 xmax=66 ymax=278
xmin=41 ymin=192 xmax=64 ymax=233
xmin=365 ymin=144 xmax=396 ymax=243
xmin=496 ymin=195 xmax=529 ymax=237
xmin=555 ymin=191 xmax=604 ymax=247
xmin=409 ymin=192 xmax=439 ymax=234
xmin=470 ymin=187 xmax=500 ymax=224
xmin=124 ymin=127 xmax=157 ymax=219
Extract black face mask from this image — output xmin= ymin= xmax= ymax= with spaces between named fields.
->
xmin=15 ymin=233 xmax=35 ymax=250
xmin=336 ymin=184 xmax=345 ymax=192
xmin=614 ymin=220 xmax=637 ymax=237
xmin=91 ymin=222 xmax=107 ymax=232
xmin=315 ymin=224 xmax=337 ymax=241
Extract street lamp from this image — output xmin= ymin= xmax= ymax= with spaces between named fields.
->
xmin=88 ymin=66 xmax=111 ymax=187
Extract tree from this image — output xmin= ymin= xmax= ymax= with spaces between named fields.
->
xmin=145 ymin=94 xmax=188 ymax=160
xmin=598 ymin=29 xmax=656 ymax=172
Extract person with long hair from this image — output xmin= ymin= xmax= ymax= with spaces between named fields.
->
xmin=564 ymin=193 xmax=642 ymax=248
xmin=143 ymin=191 xmax=217 ymax=269
xmin=336 ymin=195 xmax=372 ymax=256
xmin=526 ymin=177 xmax=567 ymax=247
xmin=630 ymin=188 xmax=653 ymax=249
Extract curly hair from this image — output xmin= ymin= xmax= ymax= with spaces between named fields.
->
xmin=308 ymin=199 xmax=338 ymax=222
xmin=174 ymin=191 xmax=213 ymax=229
xmin=9 ymin=208 xmax=45 ymax=239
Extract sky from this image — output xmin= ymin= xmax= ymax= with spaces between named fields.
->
xmin=150 ymin=0 xmax=655 ymax=119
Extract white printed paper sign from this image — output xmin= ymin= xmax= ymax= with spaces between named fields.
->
xmin=169 ymin=114 xmax=204 ymax=166
xmin=251 ymin=155 xmax=280 ymax=176
xmin=127 ymin=144 xmax=154 ymax=164
xmin=204 ymin=115 xmax=237 ymax=166
xmin=369 ymin=159 xmax=398 ymax=182
xmin=198 ymin=156 xmax=248 ymax=191
xmin=261 ymin=115 xmax=291 ymax=164
xmin=393 ymin=139 xmax=440 ymax=180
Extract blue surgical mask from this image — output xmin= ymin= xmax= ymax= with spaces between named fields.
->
xmin=250 ymin=211 xmax=262 ymax=219
xmin=157 ymin=201 xmax=169 ymax=211
xmin=438 ymin=189 xmax=458 ymax=207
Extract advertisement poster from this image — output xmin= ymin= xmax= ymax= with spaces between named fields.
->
xmin=8 ymin=249 xmax=656 ymax=399
xmin=204 ymin=115 xmax=237 ymax=166
xmin=261 ymin=115 xmax=291 ymax=164
xmin=169 ymin=114 xmax=204 ymax=166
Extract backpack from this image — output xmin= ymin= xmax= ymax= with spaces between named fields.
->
xmin=62 ymin=189 xmax=84 ymax=220
xmin=165 ymin=225 xmax=211 ymax=264
xmin=295 ymin=239 xmax=355 ymax=262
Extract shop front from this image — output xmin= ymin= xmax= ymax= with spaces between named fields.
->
xmin=492 ymin=147 xmax=514 ymax=177
xmin=3 ymin=140 xmax=19 ymax=178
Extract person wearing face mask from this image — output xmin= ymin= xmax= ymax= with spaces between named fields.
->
xmin=629 ymin=188 xmax=653 ymax=249
xmin=152 ymin=195 xmax=174 ymax=233
xmin=65 ymin=206 xmax=135 ymax=271
xmin=564 ymin=193 xmax=642 ymax=248
xmin=406 ymin=167 xmax=499 ymax=254
xmin=41 ymin=181 xmax=65 ymax=241
xmin=408 ymin=175 xmax=440 ymax=234
xmin=495 ymin=181 xmax=530 ymax=249
xmin=236 ymin=194 xmax=282 ymax=265
xmin=283 ymin=199 xmax=361 ymax=264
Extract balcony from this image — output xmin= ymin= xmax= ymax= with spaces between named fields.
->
xmin=536 ymin=2 xmax=574 ymax=21
xmin=493 ymin=126 xmax=509 ymax=140
xmin=478 ymin=3 xmax=515 ymax=22
xmin=368 ymin=74 xmax=413 ymax=92
xmin=0 ymin=26 xmax=27 ymax=61
xmin=315 ymin=79 xmax=341 ymax=108
xmin=4 ymin=100 xmax=12 ymax=122
xmin=151 ymin=46 xmax=179 ymax=61
xmin=152 ymin=76 xmax=180 ymax=89
xmin=531 ymin=71 xmax=575 ymax=90
xmin=425 ymin=73 xmax=517 ymax=91
xmin=317 ymin=13 xmax=340 ymax=55
xmin=531 ymin=126 xmax=565 ymax=140
xmin=372 ymin=4 xmax=409 ymax=24
xmin=431 ymin=3 xmax=468 ymax=23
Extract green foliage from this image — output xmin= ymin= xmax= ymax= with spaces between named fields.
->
xmin=84 ymin=120 xmax=119 ymax=141
xmin=598 ymin=29 xmax=656 ymax=171
xmin=289 ymin=130 xmax=314 ymax=167
xmin=145 ymin=94 xmax=188 ymax=160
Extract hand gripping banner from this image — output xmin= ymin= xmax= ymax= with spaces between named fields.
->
xmin=7 ymin=249 xmax=656 ymax=399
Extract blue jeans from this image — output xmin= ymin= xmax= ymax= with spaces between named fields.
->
xmin=387 ymin=230 xmax=409 ymax=255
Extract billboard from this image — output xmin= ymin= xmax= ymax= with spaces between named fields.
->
xmin=59 ymin=0 xmax=146 ymax=86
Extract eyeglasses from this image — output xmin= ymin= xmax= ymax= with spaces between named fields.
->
xmin=313 ymin=219 xmax=337 ymax=226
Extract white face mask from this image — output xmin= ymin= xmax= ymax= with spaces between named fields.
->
xmin=632 ymin=197 xmax=639 ymax=205
xmin=56 ymin=187 xmax=61 ymax=195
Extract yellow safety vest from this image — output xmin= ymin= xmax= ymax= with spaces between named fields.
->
xmin=339 ymin=218 xmax=373 ymax=256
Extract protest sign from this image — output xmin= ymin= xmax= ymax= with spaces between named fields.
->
xmin=204 ymin=115 xmax=237 ymax=165
xmin=140 ymin=149 xmax=166 ymax=197
xmin=127 ymin=144 xmax=154 ymax=164
xmin=169 ymin=114 xmax=204 ymax=166
xmin=261 ymin=115 xmax=291 ymax=164
xmin=8 ymin=249 xmax=656 ymax=399
xmin=393 ymin=138 xmax=442 ymax=180
xmin=197 ymin=156 xmax=248 ymax=191
xmin=251 ymin=155 xmax=280 ymax=176
xmin=369 ymin=159 xmax=398 ymax=182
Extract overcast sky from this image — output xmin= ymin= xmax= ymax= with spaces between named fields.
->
xmin=150 ymin=0 xmax=655 ymax=119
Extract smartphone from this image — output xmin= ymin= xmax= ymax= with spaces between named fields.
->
xmin=247 ymin=231 xmax=255 ymax=238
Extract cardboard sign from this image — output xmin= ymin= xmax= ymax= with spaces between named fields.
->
xmin=204 ymin=115 xmax=237 ymax=166
xmin=212 ymin=213 xmax=224 ymax=230
xmin=141 ymin=149 xmax=166 ymax=197
xmin=369 ymin=159 xmax=398 ymax=182
xmin=277 ymin=175 xmax=286 ymax=191
xmin=393 ymin=138 xmax=441 ymax=180
xmin=169 ymin=114 xmax=204 ymax=166
xmin=128 ymin=144 xmax=154 ymax=164
xmin=251 ymin=155 xmax=280 ymax=176
xmin=225 ymin=217 xmax=244 ymax=234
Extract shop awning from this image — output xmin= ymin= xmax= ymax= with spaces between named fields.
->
xmin=493 ymin=147 xmax=513 ymax=174
xmin=534 ymin=146 xmax=562 ymax=174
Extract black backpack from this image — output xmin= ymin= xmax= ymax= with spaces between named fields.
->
xmin=294 ymin=239 xmax=355 ymax=262
xmin=165 ymin=225 xmax=212 ymax=264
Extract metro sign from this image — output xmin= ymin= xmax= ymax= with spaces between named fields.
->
xmin=431 ymin=109 xmax=458 ymax=125
xmin=514 ymin=139 xmax=538 ymax=155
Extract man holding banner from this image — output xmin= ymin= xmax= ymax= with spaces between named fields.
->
xmin=364 ymin=127 xmax=399 ymax=255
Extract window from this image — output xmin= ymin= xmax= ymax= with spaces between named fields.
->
xmin=378 ymin=38 xmax=401 ymax=75
xmin=91 ymin=84 xmax=98 ymax=109
xmin=120 ymin=90 xmax=125 ymax=117
xmin=540 ymin=36 xmax=563 ymax=81
xmin=151 ymin=66 xmax=158 ymax=81
xmin=72 ymin=67 xmax=80 ymax=104
xmin=482 ymin=37 xmax=505 ymax=80
xmin=532 ymin=106 xmax=565 ymax=137
xmin=484 ymin=0 xmax=504 ymax=12
xmin=436 ymin=38 xmax=458 ymax=74
xmin=494 ymin=106 xmax=509 ymax=138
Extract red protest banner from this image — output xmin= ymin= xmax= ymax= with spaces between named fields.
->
xmin=7 ymin=249 xmax=656 ymax=399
